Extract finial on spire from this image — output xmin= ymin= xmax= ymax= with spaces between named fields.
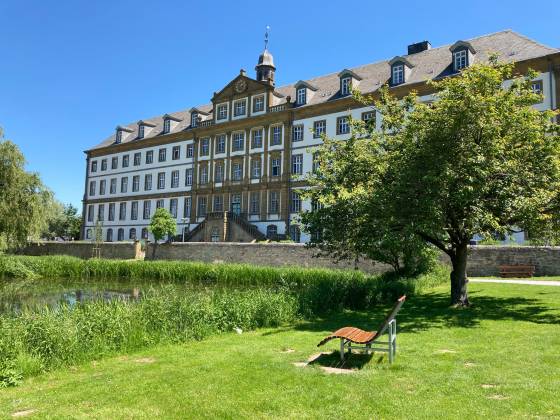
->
xmin=264 ymin=25 xmax=270 ymax=50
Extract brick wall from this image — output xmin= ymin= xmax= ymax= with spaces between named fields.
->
xmin=18 ymin=241 xmax=142 ymax=260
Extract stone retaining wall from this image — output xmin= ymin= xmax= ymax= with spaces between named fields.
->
xmin=18 ymin=241 xmax=142 ymax=260
xmin=464 ymin=246 xmax=560 ymax=276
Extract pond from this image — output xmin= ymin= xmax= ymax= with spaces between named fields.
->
xmin=0 ymin=278 xmax=155 ymax=314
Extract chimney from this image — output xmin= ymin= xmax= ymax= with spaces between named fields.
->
xmin=407 ymin=41 xmax=431 ymax=55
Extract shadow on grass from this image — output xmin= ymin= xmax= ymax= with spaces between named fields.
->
xmin=309 ymin=351 xmax=376 ymax=370
xmin=295 ymin=288 xmax=560 ymax=336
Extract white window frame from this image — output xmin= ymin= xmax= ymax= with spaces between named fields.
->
xmin=232 ymin=132 xmax=244 ymax=152
xmin=271 ymin=125 xmax=282 ymax=146
xmin=292 ymin=124 xmax=304 ymax=142
xmin=163 ymin=119 xmax=171 ymax=134
xmin=297 ymin=87 xmax=307 ymax=105
xmin=233 ymin=99 xmax=247 ymax=117
xmin=185 ymin=168 xmax=193 ymax=186
xmin=232 ymin=162 xmax=242 ymax=181
xmin=252 ymin=129 xmax=263 ymax=149
xmin=454 ymin=49 xmax=468 ymax=71
xmin=251 ymin=159 xmax=261 ymax=179
xmin=341 ymin=77 xmax=352 ymax=96
xmin=216 ymin=135 xmax=226 ymax=154
xmin=252 ymin=95 xmax=265 ymax=113
xmin=392 ymin=64 xmax=404 ymax=85
xmin=291 ymin=154 xmax=303 ymax=175
xmin=200 ymin=166 xmax=209 ymax=184
xmin=171 ymin=170 xmax=180 ymax=188
xmin=217 ymin=104 xmax=228 ymax=120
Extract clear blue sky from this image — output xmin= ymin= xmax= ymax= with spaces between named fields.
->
xmin=1 ymin=0 xmax=558 ymax=210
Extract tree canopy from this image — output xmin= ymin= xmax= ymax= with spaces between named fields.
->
xmin=148 ymin=207 xmax=177 ymax=259
xmin=0 ymin=130 xmax=53 ymax=250
xmin=303 ymin=58 xmax=560 ymax=306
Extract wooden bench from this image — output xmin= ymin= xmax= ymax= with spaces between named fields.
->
xmin=499 ymin=264 xmax=535 ymax=278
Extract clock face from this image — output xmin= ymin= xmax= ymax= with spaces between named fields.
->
xmin=235 ymin=79 xmax=247 ymax=93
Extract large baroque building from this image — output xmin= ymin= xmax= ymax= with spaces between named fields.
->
xmin=82 ymin=30 xmax=560 ymax=243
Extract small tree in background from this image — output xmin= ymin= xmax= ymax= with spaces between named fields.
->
xmin=148 ymin=208 xmax=177 ymax=259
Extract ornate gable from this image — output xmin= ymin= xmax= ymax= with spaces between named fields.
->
xmin=212 ymin=70 xmax=274 ymax=104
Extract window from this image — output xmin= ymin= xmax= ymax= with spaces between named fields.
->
xmin=253 ymin=95 xmax=264 ymax=112
xmin=312 ymin=199 xmax=324 ymax=212
xmin=99 ymin=180 xmax=106 ymax=195
xmin=341 ymin=77 xmax=352 ymax=96
xmin=197 ymin=197 xmax=207 ymax=217
xmin=156 ymin=199 xmax=164 ymax=209
xmin=191 ymin=113 xmax=198 ymax=127
xmin=234 ymin=99 xmax=246 ymax=117
xmin=312 ymin=151 xmax=320 ymax=174
xmin=171 ymin=170 xmax=180 ymax=188
xmin=454 ymin=49 xmax=468 ymax=71
xmin=232 ymin=162 xmax=242 ymax=181
xmin=211 ymin=227 xmax=220 ymax=242
xmin=336 ymin=116 xmax=350 ymax=135
xmin=362 ymin=111 xmax=376 ymax=128
xmin=232 ymin=132 xmax=244 ymax=152
xmin=183 ymin=197 xmax=191 ymax=218
xmin=291 ymin=154 xmax=303 ymax=175
xmin=292 ymin=125 xmax=303 ymax=142
xmin=266 ymin=225 xmax=278 ymax=239
xmin=251 ymin=159 xmax=261 ymax=179
xmin=271 ymin=126 xmax=282 ymax=145
xmin=269 ymin=191 xmax=279 ymax=214
xmin=108 ymin=203 xmax=115 ymax=221
xmin=141 ymin=228 xmax=148 ymax=239
xmin=111 ymin=157 xmax=118 ymax=170
xmin=163 ymin=119 xmax=171 ymax=134
xmin=115 ymin=130 xmax=122 ymax=144
xmin=297 ymin=87 xmax=306 ymax=105
xmin=133 ymin=152 xmax=141 ymax=166
xmin=217 ymin=104 xmax=228 ymax=120
xmin=392 ymin=64 xmax=404 ymax=85
xmin=97 ymin=204 xmax=104 ymax=221
xmin=158 ymin=148 xmax=166 ymax=162
xmin=200 ymin=138 xmax=210 ymax=156
xmin=185 ymin=168 xmax=193 ymax=186
xmin=101 ymin=159 xmax=107 ymax=171
xmin=271 ymin=158 xmax=280 ymax=177
xmin=215 ymin=163 xmax=224 ymax=183
xmin=290 ymin=190 xmax=301 ymax=213
xmin=120 ymin=177 xmax=128 ymax=193
xmin=86 ymin=229 xmax=92 ymax=240
xmin=186 ymin=144 xmax=194 ymax=158
xmin=531 ymin=80 xmax=543 ymax=95
xmin=132 ymin=175 xmax=140 ymax=192
xmin=250 ymin=192 xmax=260 ymax=215
xmin=106 ymin=229 xmax=113 ymax=242
xmin=169 ymin=198 xmax=178 ymax=218
xmin=251 ymin=129 xmax=263 ymax=149
xmin=110 ymin=178 xmax=117 ymax=194
xmin=213 ymin=195 xmax=223 ymax=212
xmin=138 ymin=125 xmax=144 ymax=139
xmin=216 ymin=135 xmax=226 ymax=154
xmin=146 ymin=150 xmax=153 ymax=164
xmin=131 ymin=201 xmax=138 ymax=220
xmin=143 ymin=201 xmax=151 ymax=219
xmin=199 ymin=166 xmax=208 ymax=184
xmin=157 ymin=172 xmax=165 ymax=189
xmin=144 ymin=174 xmax=152 ymax=191
xmin=313 ymin=120 xmax=326 ymax=138
xmin=91 ymin=160 xmax=97 ymax=172
xmin=231 ymin=194 xmax=241 ymax=214
xmin=89 ymin=181 xmax=96 ymax=196
xmin=289 ymin=225 xmax=301 ymax=242
xmin=129 ymin=228 xmax=136 ymax=240
xmin=117 ymin=228 xmax=124 ymax=241
xmin=119 ymin=202 xmax=127 ymax=220
xmin=172 ymin=146 xmax=180 ymax=160
xmin=122 ymin=155 xmax=129 ymax=168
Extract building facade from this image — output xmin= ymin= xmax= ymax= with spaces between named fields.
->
xmin=82 ymin=30 xmax=560 ymax=243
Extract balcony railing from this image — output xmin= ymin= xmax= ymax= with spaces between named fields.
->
xmin=269 ymin=104 xmax=287 ymax=113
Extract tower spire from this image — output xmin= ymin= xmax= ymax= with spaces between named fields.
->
xmin=256 ymin=26 xmax=275 ymax=85
xmin=264 ymin=25 xmax=270 ymax=50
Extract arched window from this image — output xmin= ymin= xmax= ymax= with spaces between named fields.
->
xmin=117 ymin=228 xmax=124 ymax=241
xmin=141 ymin=228 xmax=148 ymax=239
xmin=106 ymin=229 xmax=113 ymax=242
xmin=289 ymin=225 xmax=301 ymax=243
xmin=266 ymin=225 xmax=278 ymax=240
xmin=129 ymin=228 xmax=136 ymax=240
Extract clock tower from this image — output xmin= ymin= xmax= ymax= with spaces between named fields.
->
xmin=255 ymin=27 xmax=275 ymax=85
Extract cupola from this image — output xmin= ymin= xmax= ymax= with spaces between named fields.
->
xmin=255 ymin=26 xmax=276 ymax=85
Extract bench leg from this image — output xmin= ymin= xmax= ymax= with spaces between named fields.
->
xmin=340 ymin=338 xmax=345 ymax=361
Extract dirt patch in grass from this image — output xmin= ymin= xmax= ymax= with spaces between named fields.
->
xmin=11 ymin=409 xmax=36 ymax=418
xmin=133 ymin=357 xmax=156 ymax=364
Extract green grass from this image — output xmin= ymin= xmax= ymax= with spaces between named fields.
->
xmin=1 ymin=282 xmax=558 ymax=418
xmin=473 ymin=276 xmax=560 ymax=281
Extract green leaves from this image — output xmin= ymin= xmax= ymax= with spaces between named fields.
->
xmin=148 ymin=208 xmax=177 ymax=242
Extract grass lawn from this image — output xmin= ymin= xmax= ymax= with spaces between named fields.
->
xmin=1 ymin=282 xmax=559 ymax=419
xmin=472 ymin=276 xmax=560 ymax=281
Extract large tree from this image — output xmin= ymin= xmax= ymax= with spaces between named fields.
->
xmin=304 ymin=58 xmax=560 ymax=306
xmin=0 ymin=130 xmax=52 ymax=250
xmin=148 ymin=207 xmax=177 ymax=259
xmin=42 ymin=202 xmax=82 ymax=240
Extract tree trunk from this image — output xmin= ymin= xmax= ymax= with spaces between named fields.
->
xmin=449 ymin=242 xmax=470 ymax=307
xmin=151 ymin=241 xmax=157 ymax=260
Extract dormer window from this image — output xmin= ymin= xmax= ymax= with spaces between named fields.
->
xmin=163 ymin=119 xmax=171 ymax=134
xmin=341 ymin=77 xmax=352 ymax=96
xmin=454 ymin=50 xmax=468 ymax=71
xmin=191 ymin=113 xmax=198 ymax=128
xmin=297 ymin=87 xmax=307 ymax=105
xmin=392 ymin=64 xmax=404 ymax=85
xmin=115 ymin=130 xmax=122 ymax=144
xmin=138 ymin=125 xmax=145 ymax=139
xmin=449 ymin=41 xmax=476 ymax=73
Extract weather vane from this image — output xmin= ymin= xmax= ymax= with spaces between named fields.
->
xmin=264 ymin=25 xmax=270 ymax=50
